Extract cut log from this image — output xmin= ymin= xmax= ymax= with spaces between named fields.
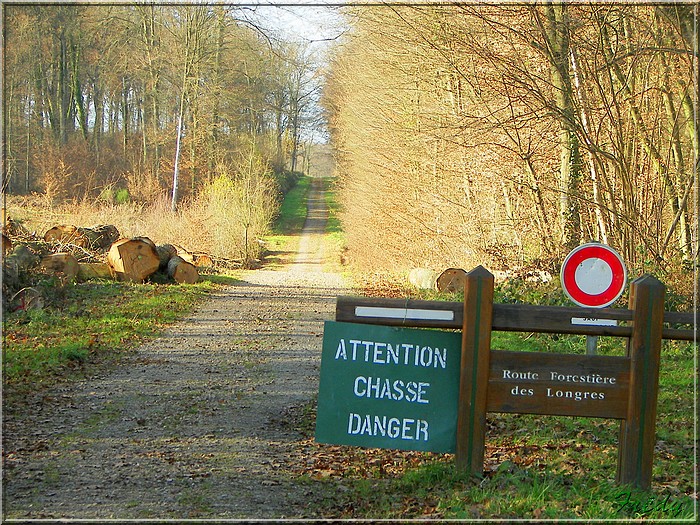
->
xmin=44 ymin=225 xmax=89 ymax=247
xmin=156 ymin=243 xmax=178 ymax=270
xmin=134 ymin=236 xmax=158 ymax=250
xmin=173 ymin=244 xmax=195 ymax=264
xmin=77 ymin=262 xmax=115 ymax=282
xmin=192 ymin=253 xmax=213 ymax=268
xmin=44 ymin=224 xmax=120 ymax=251
xmin=107 ymin=237 xmax=160 ymax=282
xmin=436 ymin=268 xmax=468 ymax=293
xmin=40 ymin=253 xmax=79 ymax=282
xmin=167 ymin=255 xmax=199 ymax=284
xmin=172 ymin=244 xmax=213 ymax=268
xmin=408 ymin=268 xmax=439 ymax=290
xmin=80 ymin=225 xmax=120 ymax=251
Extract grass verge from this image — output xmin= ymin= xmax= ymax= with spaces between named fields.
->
xmin=2 ymin=275 xmax=236 ymax=391
xmin=262 ymin=175 xmax=312 ymax=268
xmin=272 ymin=175 xmax=312 ymax=235
xmin=322 ymin=177 xmax=346 ymax=273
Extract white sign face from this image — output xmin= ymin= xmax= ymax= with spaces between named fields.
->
xmin=355 ymin=306 xmax=454 ymax=322
xmin=561 ymin=243 xmax=627 ymax=308
xmin=575 ymin=258 xmax=613 ymax=295
xmin=571 ymin=317 xmax=618 ymax=327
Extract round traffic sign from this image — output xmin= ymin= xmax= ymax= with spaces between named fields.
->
xmin=560 ymin=243 xmax=626 ymax=307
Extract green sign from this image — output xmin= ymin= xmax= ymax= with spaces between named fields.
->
xmin=315 ymin=321 xmax=462 ymax=453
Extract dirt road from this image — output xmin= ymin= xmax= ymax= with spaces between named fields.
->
xmin=2 ymin=178 xmax=347 ymax=519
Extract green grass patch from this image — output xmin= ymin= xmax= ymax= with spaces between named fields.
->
xmin=323 ymin=177 xmax=346 ymax=273
xmin=264 ymin=175 xmax=312 ymax=267
xmin=323 ymin=177 xmax=342 ymax=235
xmin=272 ymin=175 xmax=312 ymax=235
xmin=264 ymin=175 xmax=348 ymax=272
xmin=2 ymin=278 xmax=221 ymax=390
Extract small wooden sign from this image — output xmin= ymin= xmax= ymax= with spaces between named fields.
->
xmin=487 ymin=350 xmax=629 ymax=419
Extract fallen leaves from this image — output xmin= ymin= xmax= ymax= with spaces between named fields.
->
xmin=292 ymin=438 xmax=447 ymax=481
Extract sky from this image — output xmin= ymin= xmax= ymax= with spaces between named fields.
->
xmin=247 ymin=2 xmax=349 ymax=52
xmin=243 ymin=2 xmax=351 ymax=144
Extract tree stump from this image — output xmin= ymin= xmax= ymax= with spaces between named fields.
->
xmin=167 ymin=255 xmax=199 ymax=284
xmin=107 ymin=237 xmax=160 ymax=282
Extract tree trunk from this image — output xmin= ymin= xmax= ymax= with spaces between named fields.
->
xmin=171 ymin=100 xmax=185 ymax=211
xmin=167 ymin=255 xmax=199 ymax=284
xmin=542 ymin=2 xmax=582 ymax=251
xmin=107 ymin=237 xmax=160 ymax=282
xmin=207 ymin=6 xmax=226 ymax=177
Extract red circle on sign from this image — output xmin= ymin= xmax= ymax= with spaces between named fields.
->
xmin=561 ymin=244 xmax=626 ymax=307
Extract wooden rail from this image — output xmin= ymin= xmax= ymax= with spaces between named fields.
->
xmin=336 ymin=296 xmax=696 ymax=341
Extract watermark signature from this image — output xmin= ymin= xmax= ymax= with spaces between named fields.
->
xmin=613 ymin=489 xmax=689 ymax=518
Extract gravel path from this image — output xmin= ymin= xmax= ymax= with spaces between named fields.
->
xmin=2 ymin=178 xmax=347 ymax=519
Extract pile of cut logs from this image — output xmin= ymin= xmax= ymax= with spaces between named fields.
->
xmin=3 ymin=218 xmax=216 ymax=311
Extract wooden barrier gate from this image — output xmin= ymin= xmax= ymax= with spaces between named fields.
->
xmin=334 ymin=266 xmax=695 ymax=490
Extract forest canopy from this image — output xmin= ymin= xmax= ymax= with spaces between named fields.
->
xmin=3 ymin=4 xmax=322 ymax=207
xmin=324 ymin=3 xmax=697 ymax=287
xmin=2 ymin=3 xmax=697 ymax=291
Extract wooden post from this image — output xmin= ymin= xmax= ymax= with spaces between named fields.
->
xmin=617 ymin=274 xmax=665 ymax=489
xmin=455 ymin=266 xmax=494 ymax=475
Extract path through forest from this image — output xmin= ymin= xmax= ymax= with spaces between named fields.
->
xmin=2 ymin=177 xmax=347 ymax=519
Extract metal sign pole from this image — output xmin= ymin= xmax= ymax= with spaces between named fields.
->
xmin=586 ymin=335 xmax=598 ymax=355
